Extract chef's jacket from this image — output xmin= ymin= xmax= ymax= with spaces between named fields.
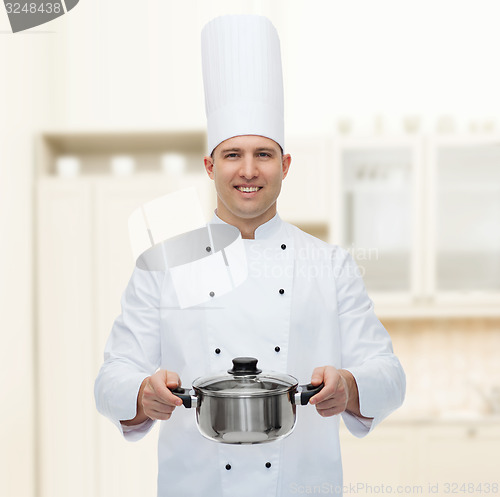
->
xmin=95 ymin=213 xmax=406 ymax=497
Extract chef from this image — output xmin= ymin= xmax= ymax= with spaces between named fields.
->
xmin=94 ymin=14 xmax=406 ymax=497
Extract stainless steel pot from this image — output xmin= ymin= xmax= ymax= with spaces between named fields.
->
xmin=171 ymin=357 xmax=323 ymax=445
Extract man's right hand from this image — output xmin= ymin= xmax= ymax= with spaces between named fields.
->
xmin=121 ymin=370 xmax=182 ymax=426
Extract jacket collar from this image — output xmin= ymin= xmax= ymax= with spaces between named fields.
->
xmin=209 ymin=211 xmax=284 ymax=240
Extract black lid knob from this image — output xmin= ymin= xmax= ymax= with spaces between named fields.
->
xmin=228 ymin=357 xmax=262 ymax=375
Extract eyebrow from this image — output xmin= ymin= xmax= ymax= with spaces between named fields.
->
xmin=219 ymin=148 xmax=242 ymax=154
xmin=255 ymin=147 xmax=277 ymax=153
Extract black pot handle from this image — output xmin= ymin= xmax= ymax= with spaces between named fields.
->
xmin=170 ymin=387 xmax=193 ymax=409
xmin=298 ymin=383 xmax=324 ymax=406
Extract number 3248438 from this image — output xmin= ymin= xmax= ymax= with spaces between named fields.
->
xmin=5 ymin=3 xmax=62 ymax=14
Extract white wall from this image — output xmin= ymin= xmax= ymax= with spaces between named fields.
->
xmin=0 ymin=23 xmax=59 ymax=497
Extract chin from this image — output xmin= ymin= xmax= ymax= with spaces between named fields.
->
xmin=241 ymin=206 xmax=274 ymax=219
xmin=235 ymin=210 xmax=264 ymax=219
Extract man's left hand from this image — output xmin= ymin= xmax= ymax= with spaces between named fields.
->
xmin=309 ymin=366 xmax=355 ymax=417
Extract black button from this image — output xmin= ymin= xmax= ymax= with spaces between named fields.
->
xmin=281 ymin=244 xmax=286 ymax=250
xmin=275 ymin=346 xmax=280 ymax=353
xmin=225 ymin=464 xmax=231 ymax=470
xmin=265 ymin=462 xmax=272 ymax=468
xmin=206 ymin=246 xmax=212 ymax=252
xmin=215 ymin=348 xmax=221 ymax=354
xmin=279 ymin=288 xmax=285 ymax=295
xmin=209 ymin=291 xmax=215 ymax=297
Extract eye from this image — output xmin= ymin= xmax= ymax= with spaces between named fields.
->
xmin=257 ymin=152 xmax=271 ymax=158
xmin=225 ymin=153 xmax=239 ymax=159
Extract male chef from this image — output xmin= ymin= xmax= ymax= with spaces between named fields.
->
xmin=95 ymin=15 xmax=405 ymax=497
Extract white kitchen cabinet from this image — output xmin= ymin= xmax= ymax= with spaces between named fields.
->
xmin=332 ymin=135 xmax=500 ymax=317
xmin=340 ymin=419 xmax=500 ymax=496
xmin=36 ymin=178 xmax=162 ymax=497
xmin=420 ymin=423 xmax=500 ymax=485
xmin=36 ymin=179 xmax=96 ymax=497
xmin=332 ymin=137 xmax=423 ymax=307
xmin=427 ymin=137 xmax=500 ymax=305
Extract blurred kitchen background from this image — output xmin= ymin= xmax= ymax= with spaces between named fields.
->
xmin=1 ymin=0 xmax=500 ymax=496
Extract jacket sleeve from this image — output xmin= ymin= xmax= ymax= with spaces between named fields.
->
xmin=332 ymin=247 xmax=406 ymax=437
xmin=94 ymin=266 xmax=164 ymax=441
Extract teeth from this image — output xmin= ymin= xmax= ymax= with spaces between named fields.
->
xmin=237 ymin=186 xmax=261 ymax=192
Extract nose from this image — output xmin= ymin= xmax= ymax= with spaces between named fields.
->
xmin=239 ymin=156 xmax=259 ymax=180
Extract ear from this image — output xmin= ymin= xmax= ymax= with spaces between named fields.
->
xmin=281 ymin=154 xmax=291 ymax=180
xmin=204 ymin=156 xmax=215 ymax=180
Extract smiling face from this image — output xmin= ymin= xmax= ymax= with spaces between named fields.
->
xmin=204 ymin=135 xmax=291 ymax=238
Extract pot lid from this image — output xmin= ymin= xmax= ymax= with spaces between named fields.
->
xmin=192 ymin=357 xmax=298 ymax=397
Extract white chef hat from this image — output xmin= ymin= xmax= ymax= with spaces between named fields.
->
xmin=201 ymin=15 xmax=284 ymax=154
